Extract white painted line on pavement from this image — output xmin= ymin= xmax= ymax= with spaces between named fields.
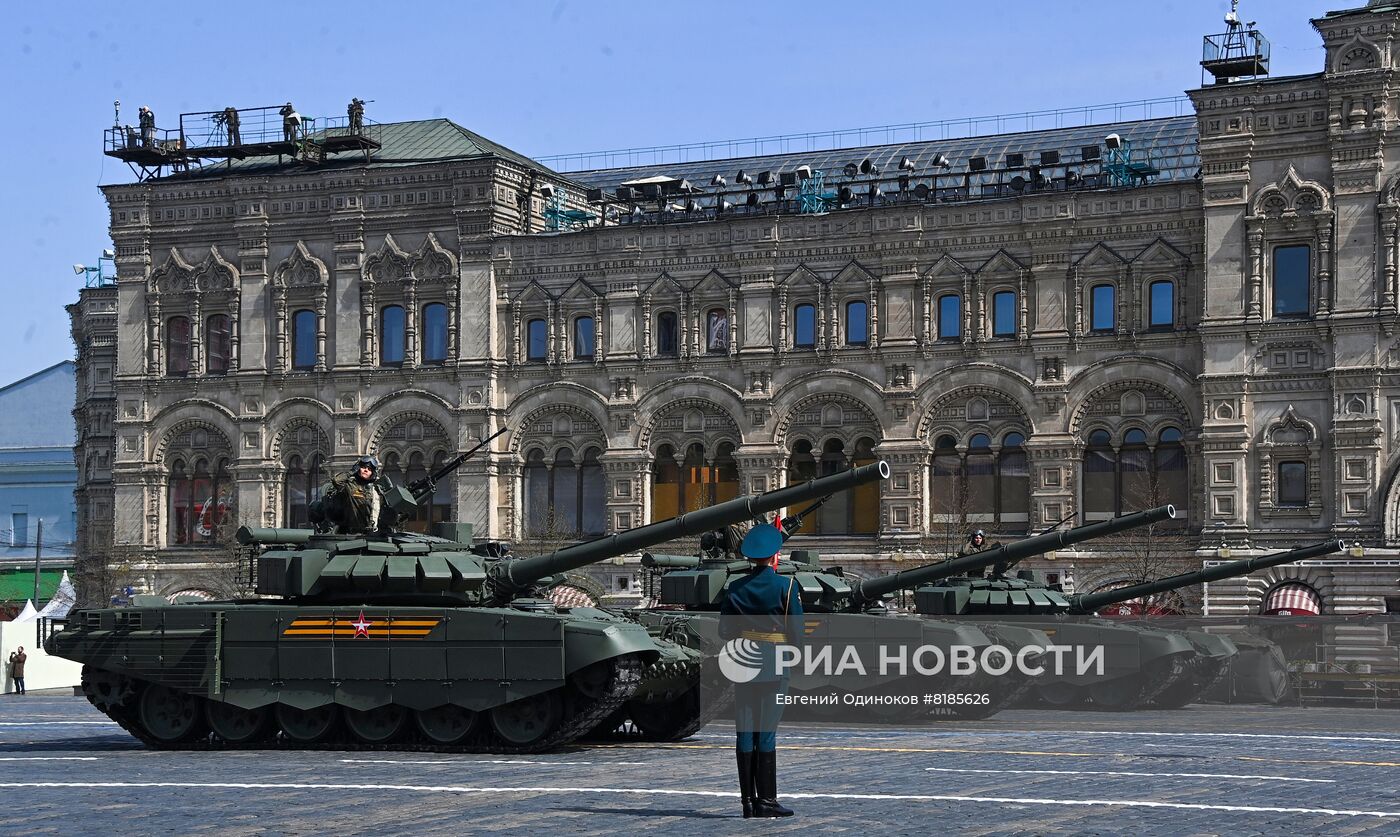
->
xmin=0 ymin=721 xmax=115 ymax=727
xmin=1044 ymin=730 xmax=1400 ymax=744
xmin=0 ymin=781 xmax=1396 ymax=818
xmin=0 ymin=757 xmax=101 ymax=761
xmin=340 ymin=759 xmax=649 ymax=766
xmin=924 ymin=767 xmax=1334 ymax=783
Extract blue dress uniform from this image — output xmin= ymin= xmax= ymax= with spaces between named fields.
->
xmin=719 ymin=523 xmax=801 ymax=818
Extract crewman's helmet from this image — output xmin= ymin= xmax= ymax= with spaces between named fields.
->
xmin=354 ymin=455 xmax=381 ymax=474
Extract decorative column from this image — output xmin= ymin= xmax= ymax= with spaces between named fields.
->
xmin=228 ymin=288 xmax=241 ymax=373
xmin=1069 ymin=266 xmax=1083 ymax=337
xmin=1317 ymin=219 xmax=1333 ymax=316
xmin=593 ymin=296 xmax=605 ymax=364
xmin=1381 ymin=208 xmax=1398 ymax=314
xmin=868 ymin=280 xmax=881 ymax=348
xmin=359 ymin=283 xmax=375 ymax=366
xmin=1246 ymin=225 xmax=1264 ymax=319
xmin=148 ymin=298 xmax=162 ymax=376
xmin=727 ymin=287 xmax=739 ymax=356
xmin=919 ymin=275 xmax=932 ymax=344
xmin=272 ymin=287 xmax=287 ymax=373
xmin=777 ymin=286 xmax=789 ymax=352
xmin=404 ymin=280 xmax=419 ymax=366
xmin=190 ymin=294 xmax=203 ymax=376
xmin=314 ymin=287 xmax=328 ymax=373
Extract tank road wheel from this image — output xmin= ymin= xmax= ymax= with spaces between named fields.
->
xmin=626 ymin=687 xmax=703 ymax=741
xmin=414 ymin=705 xmax=479 ymax=746
xmin=82 ymin=667 xmax=136 ymax=711
xmin=570 ymin=659 xmax=617 ymax=700
xmin=205 ymin=702 xmax=271 ymax=745
xmin=275 ymin=703 xmax=341 ymax=744
xmin=344 ymin=704 xmax=409 ymax=746
xmin=137 ymin=685 xmax=207 ymax=745
xmin=490 ymin=692 xmax=563 ymax=747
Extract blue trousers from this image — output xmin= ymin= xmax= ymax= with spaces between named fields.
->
xmin=734 ymin=679 xmax=787 ymax=753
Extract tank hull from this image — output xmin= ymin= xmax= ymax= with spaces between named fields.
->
xmin=49 ymin=601 xmax=663 ymax=753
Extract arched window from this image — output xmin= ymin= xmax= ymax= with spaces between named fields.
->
xmin=651 ymin=443 xmax=681 ymax=520
xmin=937 ymin=295 xmax=961 ymax=341
xmin=706 ymin=308 xmax=729 ymax=353
xmin=428 ymin=450 xmax=456 ymax=524
xmin=999 ymin=432 xmax=1029 ymax=523
xmin=292 ymin=309 xmax=317 ymax=370
xmin=713 ymin=442 xmax=740 ymax=504
xmin=966 ymin=433 xmax=994 ymax=517
xmin=422 ymin=303 xmax=449 ymax=364
xmin=169 ymin=456 xmax=230 ymax=546
xmin=929 ymin=435 xmax=962 ymax=521
xmin=1090 ymin=284 xmax=1115 ymax=332
xmin=283 ymin=452 xmax=323 ymax=528
xmin=166 ymin=316 xmax=192 ymax=377
xmin=1083 ymin=427 xmax=1187 ymax=520
xmin=992 ymin=291 xmax=1017 ymax=338
xmin=1272 ymin=245 xmax=1311 ymax=319
xmin=788 ymin=439 xmax=818 ymax=486
xmin=819 ymin=439 xmax=851 ymax=533
xmin=574 ymin=316 xmax=596 ymax=360
xmin=850 ymin=437 xmax=879 ymax=535
xmin=1083 ymin=429 xmax=1116 ymax=520
xmin=380 ymin=305 xmax=406 ymax=366
xmin=205 ymin=314 xmax=231 ymax=375
xmin=794 ymin=304 xmax=816 ymax=349
xmin=657 ymin=312 xmax=678 ymax=356
xmin=1148 ymin=281 xmax=1174 ymax=329
xmin=1277 ymin=460 xmax=1308 ymax=506
xmin=680 ymin=443 xmax=708 ymax=512
xmin=846 ymin=300 xmax=868 ymax=346
xmin=526 ymin=318 xmax=548 ymax=362
xmin=523 ymin=449 xmax=550 ymax=535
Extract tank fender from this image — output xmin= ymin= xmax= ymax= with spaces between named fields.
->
xmin=562 ymin=618 xmax=662 ymax=674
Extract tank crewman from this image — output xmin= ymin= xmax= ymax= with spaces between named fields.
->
xmin=313 ymin=455 xmax=388 ymax=534
xmin=958 ymin=528 xmax=988 ymax=558
xmin=720 ymin=523 xmax=801 ymax=818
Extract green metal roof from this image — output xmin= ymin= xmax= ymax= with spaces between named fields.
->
xmin=158 ymin=119 xmax=559 ymax=182
xmin=0 ymin=568 xmax=64 ymax=604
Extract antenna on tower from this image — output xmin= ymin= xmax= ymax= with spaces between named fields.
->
xmin=1201 ymin=0 xmax=1269 ymax=85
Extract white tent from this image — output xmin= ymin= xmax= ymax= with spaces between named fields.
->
xmin=10 ymin=600 xmax=38 ymax=624
xmin=37 ymin=571 xmax=76 ymax=620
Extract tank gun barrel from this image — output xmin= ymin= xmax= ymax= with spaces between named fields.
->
xmin=496 ymin=461 xmax=890 ymax=599
xmin=641 ymin=553 xmax=701 ymax=569
xmin=235 ymin=527 xmax=313 ymax=545
xmin=1068 ymin=539 xmax=1344 ymax=614
xmin=851 ymin=504 xmax=1176 ymax=607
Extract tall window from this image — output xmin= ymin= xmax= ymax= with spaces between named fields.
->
xmin=292 ymin=309 xmax=317 ymax=370
xmin=1273 ymin=245 xmax=1311 ymax=319
xmin=937 ymin=294 xmax=961 ymax=340
xmin=930 ymin=432 xmax=1029 ymax=528
xmin=574 ymin=316 xmax=595 ymax=360
xmin=284 ymin=452 xmax=323 ymax=527
xmin=1277 ymin=460 xmax=1308 ymax=506
xmin=422 ymin=302 xmax=448 ymax=364
xmin=657 ymin=312 xmax=678 ymax=356
xmin=380 ymin=305 xmax=406 ymax=366
xmin=170 ymin=456 xmax=230 ymax=545
xmin=1148 ymin=281 xmax=1174 ymax=329
xmin=9 ymin=512 xmax=27 ymax=547
xmin=524 ymin=446 xmax=607 ymax=536
xmin=205 ymin=314 xmax=231 ymax=375
xmin=706 ymin=308 xmax=729 ymax=353
xmin=998 ymin=433 xmax=1029 ymax=522
xmin=786 ymin=437 xmax=878 ymax=534
xmin=794 ymin=303 xmax=816 ymax=349
xmin=166 ymin=316 xmax=192 ymax=377
xmin=1083 ymin=427 xmax=1189 ymax=520
xmin=846 ymin=300 xmax=868 ymax=346
xmin=992 ymin=291 xmax=1017 ymax=338
xmin=526 ymin=318 xmax=547 ymax=362
xmin=1090 ymin=284 xmax=1115 ymax=332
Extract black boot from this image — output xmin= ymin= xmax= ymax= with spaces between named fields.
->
xmin=737 ymin=749 xmax=756 ymax=818
xmin=752 ymin=751 xmax=794 ymax=817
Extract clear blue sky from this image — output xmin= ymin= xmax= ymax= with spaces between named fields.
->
xmin=0 ymin=0 xmax=1329 ymax=385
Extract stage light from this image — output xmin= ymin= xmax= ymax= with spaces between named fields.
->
xmin=968 ymin=156 xmax=987 ymax=172
xmin=779 ymin=172 xmax=798 ymax=187
xmin=930 ymin=153 xmax=950 ymax=168
xmin=630 ymin=205 xmax=644 ymax=218
xmin=843 ymin=163 xmax=859 ymax=178
xmin=1104 ymin=133 xmax=1122 ymax=150
xmin=899 ymin=156 xmax=916 ymax=171
xmin=913 ymin=184 xmax=931 ymax=200
xmin=1009 ymin=176 xmax=1026 ymax=192
xmin=757 ymin=171 xmax=774 ymax=186
xmin=72 ymin=264 xmax=87 ymax=275
xmin=838 ymin=186 xmax=855 ymax=206
xmin=745 ymin=192 xmax=760 ymax=207
xmin=102 ymin=249 xmax=116 ymax=259
xmin=585 ymin=187 xmax=604 ymax=203
xmin=859 ymin=158 xmax=880 ymax=176
xmin=616 ymin=186 xmax=634 ymax=201
xmin=795 ymin=165 xmax=812 ymax=180
xmin=1005 ymin=153 xmax=1024 ymax=168
xmin=539 ymin=184 xmax=555 ymax=200
xmin=736 ymin=170 xmax=753 ymax=186
xmin=1081 ymin=145 xmax=1101 ymax=161
xmin=1040 ymin=150 xmax=1060 ymax=165
xmin=711 ymin=174 xmax=727 ymax=188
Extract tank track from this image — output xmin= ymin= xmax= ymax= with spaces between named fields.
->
xmin=1086 ymin=654 xmax=1188 ymax=711
xmin=85 ymin=655 xmax=642 ymax=755
xmin=1148 ymin=656 xmax=1230 ymax=709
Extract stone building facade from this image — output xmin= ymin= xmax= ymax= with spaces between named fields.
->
xmin=73 ymin=2 xmax=1400 ymax=615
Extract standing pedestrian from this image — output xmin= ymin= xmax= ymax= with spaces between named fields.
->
xmin=347 ymin=98 xmax=365 ymax=133
xmin=279 ymin=102 xmax=301 ymax=142
xmin=222 ymin=106 xmax=241 ymax=145
xmin=138 ymin=106 xmax=156 ymax=147
xmin=8 ymin=646 xmax=27 ymax=695
xmin=720 ymin=522 xmax=800 ymax=818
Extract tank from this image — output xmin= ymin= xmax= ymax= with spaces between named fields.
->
xmin=915 ymin=539 xmax=1344 ymax=710
xmin=625 ymin=504 xmax=1176 ymax=724
xmin=47 ymin=444 xmax=888 ymax=753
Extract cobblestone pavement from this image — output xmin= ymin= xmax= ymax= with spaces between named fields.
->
xmin=2 ymin=695 xmax=1400 ymax=835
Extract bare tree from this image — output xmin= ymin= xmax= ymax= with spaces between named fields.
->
xmin=1076 ymin=475 xmax=1198 ymax=613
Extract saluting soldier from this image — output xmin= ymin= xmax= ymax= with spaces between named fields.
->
xmin=311 ymin=455 xmax=388 ymax=534
xmin=720 ymin=522 xmax=801 ymax=818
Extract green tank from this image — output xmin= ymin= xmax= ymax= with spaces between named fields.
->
xmin=625 ymin=503 xmax=1176 ymax=724
xmin=915 ymin=538 xmax=1344 ymax=709
xmin=47 ymin=449 xmax=884 ymax=753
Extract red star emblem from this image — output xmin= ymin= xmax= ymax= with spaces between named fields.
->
xmin=351 ymin=610 xmax=372 ymax=638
